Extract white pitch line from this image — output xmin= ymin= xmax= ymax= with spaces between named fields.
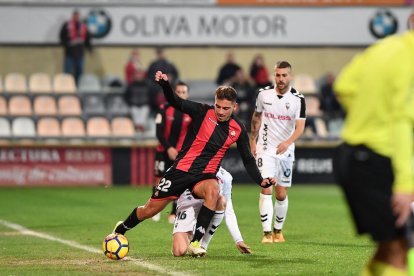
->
xmin=0 ymin=219 xmax=190 ymax=276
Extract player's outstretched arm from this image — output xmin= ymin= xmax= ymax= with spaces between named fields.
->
xmin=154 ymin=71 xmax=183 ymax=111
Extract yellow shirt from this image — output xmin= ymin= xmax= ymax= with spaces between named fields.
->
xmin=334 ymin=31 xmax=414 ymax=193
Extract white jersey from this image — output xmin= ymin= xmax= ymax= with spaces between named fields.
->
xmin=173 ymin=167 xmax=243 ymax=243
xmin=255 ymin=86 xmax=306 ymax=158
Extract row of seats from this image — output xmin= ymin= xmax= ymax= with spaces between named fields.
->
xmin=0 ymin=116 xmax=135 ymax=138
xmin=0 ymin=94 xmax=129 ymax=117
xmin=0 ymin=72 xmax=123 ymax=94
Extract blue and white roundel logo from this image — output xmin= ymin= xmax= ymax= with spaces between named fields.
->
xmin=86 ymin=10 xmax=112 ymax=39
xmin=369 ymin=9 xmax=398 ymax=39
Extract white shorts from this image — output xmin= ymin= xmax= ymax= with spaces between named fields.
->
xmin=256 ymin=153 xmax=294 ymax=187
xmin=172 ymin=200 xmax=203 ymax=234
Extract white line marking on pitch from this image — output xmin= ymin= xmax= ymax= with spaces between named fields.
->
xmin=0 ymin=219 xmax=191 ymax=276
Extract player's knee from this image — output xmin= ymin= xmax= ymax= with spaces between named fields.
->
xmin=216 ymin=195 xmax=226 ymax=210
xmin=172 ymin=245 xmax=187 ymax=257
xmin=205 ymin=184 xmax=220 ymax=201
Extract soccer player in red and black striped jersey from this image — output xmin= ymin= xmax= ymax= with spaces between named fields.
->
xmin=152 ymin=81 xmax=191 ymax=223
xmin=114 ymin=71 xmax=275 ymax=257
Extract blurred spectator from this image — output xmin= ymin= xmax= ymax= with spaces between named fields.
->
xmin=147 ymin=47 xmax=179 ymax=83
xmin=59 ymin=10 xmax=92 ymax=85
xmin=319 ymin=73 xmax=343 ymax=118
xmin=125 ymin=49 xmax=144 ymax=85
xmin=124 ymin=69 xmax=151 ymax=132
xmin=249 ymin=54 xmax=271 ymax=89
xmin=216 ymin=51 xmax=241 ymax=85
xmin=228 ymin=69 xmax=255 ymax=127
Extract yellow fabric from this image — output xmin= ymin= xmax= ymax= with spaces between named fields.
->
xmin=361 ymin=260 xmax=407 ymax=276
xmin=334 ymin=32 xmax=414 ymax=193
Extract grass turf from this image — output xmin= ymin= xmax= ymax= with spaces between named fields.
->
xmin=0 ymin=185 xmax=373 ymax=275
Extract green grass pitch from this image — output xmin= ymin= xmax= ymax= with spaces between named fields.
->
xmin=0 ymin=185 xmax=373 ymax=275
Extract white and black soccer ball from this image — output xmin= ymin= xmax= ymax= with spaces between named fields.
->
xmin=369 ymin=9 xmax=398 ymax=39
xmin=85 ymin=9 xmax=112 ymax=39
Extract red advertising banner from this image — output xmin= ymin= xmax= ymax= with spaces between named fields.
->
xmin=218 ymin=0 xmax=411 ymax=6
xmin=0 ymin=148 xmax=112 ymax=186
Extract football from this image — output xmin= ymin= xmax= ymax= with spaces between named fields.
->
xmin=102 ymin=233 xmax=129 ymax=260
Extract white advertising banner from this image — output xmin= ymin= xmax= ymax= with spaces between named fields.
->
xmin=0 ymin=6 xmax=410 ymax=46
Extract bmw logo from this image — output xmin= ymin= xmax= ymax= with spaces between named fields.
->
xmin=369 ymin=9 xmax=398 ymax=39
xmin=85 ymin=9 xmax=112 ymax=39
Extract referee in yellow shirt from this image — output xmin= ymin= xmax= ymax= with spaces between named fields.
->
xmin=333 ymin=14 xmax=414 ymax=276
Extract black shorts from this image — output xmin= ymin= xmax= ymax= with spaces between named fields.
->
xmin=333 ymin=143 xmax=404 ymax=242
xmin=151 ymin=168 xmax=216 ymax=200
xmin=154 ymin=151 xmax=174 ymax=177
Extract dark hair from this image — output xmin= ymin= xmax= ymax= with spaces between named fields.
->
xmin=275 ymin=61 xmax=292 ymax=70
xmin=215 ymin=86 xmax=237 ymax=102
xmin=175 ymin=80 xmax=189 ymax=92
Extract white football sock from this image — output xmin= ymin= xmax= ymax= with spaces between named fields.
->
xmin=259 ymin=193 xmax=273 ymax=232
xmin=201 ymin=211 xmax=224 ymax=250
xmin=274 ymin=196 xmax=288 ymax=231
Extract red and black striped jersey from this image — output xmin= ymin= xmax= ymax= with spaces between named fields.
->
xmin=158 ymin=79 xmax=263 ymax=186
xmin=155 ymin=104 xmax=192 ymax=153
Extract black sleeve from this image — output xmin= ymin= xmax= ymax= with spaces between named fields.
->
xmin=59 ymin=23 xmax=68 ymax=46
xmin=158 ymin=79 xmax=204 ymax=117
xmin=299 ymin=97 xmax=306 ymax=119
xmin=236 ymin=126 xmax=263 ymax=186
xmin=155 ymin=109 xmax=171 ymax=150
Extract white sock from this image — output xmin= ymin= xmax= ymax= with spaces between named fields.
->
xmin=274 ymin=196 xmax=288 ymax=231
xmin=259 ymin=193 xmax=273 ymax=232
xmin=201 ymin=211 xmax=224 ymax=250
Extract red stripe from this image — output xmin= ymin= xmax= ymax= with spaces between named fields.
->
xmin=203 ymin=118 xmax=242 ymax=173
xmin=139 ymin=148 xmax=146 ymax=185
xmin=130 ymin=148 xmax=138 ymax=186
xmin=148 ymin=148 xmax=155 ymax=186
xmin=176 ymin=114 xmax=191 ymax=151
xmin=176 ymin=109 xmax=217 ymax=172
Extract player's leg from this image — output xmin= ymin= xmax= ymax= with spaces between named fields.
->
xmin=152 ymin=152 xmax=165 ymax=221
xmin=272 ymin=153 xmax=293 ymax=242
xmin=201 ymin=195 xmax=226 ymax=250
xmin=114 ymin=198 xmax=171 ymax=235
xmin=257 ymin=154 xmax=276 ymax=243
xmin=172 ymin=232 xmax=192 ymax=257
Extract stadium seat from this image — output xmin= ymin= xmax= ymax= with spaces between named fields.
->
xmin=0 ymin=117 xmax=11 ymax=137
xmin=111 ymin=117 xmax=135 ymax=137
xmin=61 ymin=117 xmax=86 ymax=137
xmin=37 ymin=117 xmax=61 ymax=137
xmin=12 ymin=117 xmax=36 ymax=137
xmin=4 ymin=73 xmax=27 ymax=93
xmin=83 ymin=94 xmax=106 ymax=115
xmin=78 ymin=73 xmax=102 ymax=93
xmin=33 ymin=95 xmax=58 ymax=116
xmin=8 ymin=95 xmax=32 ymax=116
xmin=305 ymin=95 xmax=328 ymax=138
xmin=86 ymin=117 xmax=111 ymax=137
xmin=53 ymin=73 xmax=77 ymax=93
xmin=0 ymin=96 xmax=7 ymax=115
xmin=102 ymin=74 xmax=124 ymax=93
xmin=29 ymin=73 xmax=52 ymax=93
xmin=57 ymin=95 xmax=82 ymax=116
xmin=293 ymin=74 xmax=317 ymax=95
xmin=106 ymin=95 xmax=129 ymax=116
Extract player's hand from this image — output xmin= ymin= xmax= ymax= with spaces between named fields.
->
xmin=167 ymin=147 xmax=178 ymax=161
xmin=276 ymin=141 xmax=290 ymax=155
xmin=236 ymin=241 xmax=252 ymax=254
xmin=260 ymin=177 xmax=276 ymax=188
xmin=391 ymin=192 xmax=414 ymax=227
xmin=155 ymin=71 xmax=168 ymax=82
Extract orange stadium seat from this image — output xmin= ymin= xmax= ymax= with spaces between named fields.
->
xmin=29 ymin=73 xmax=52 ymax=93
xmin=111 ymin=117 xmax=135 ymax=137
xmin=293 ymin=74 xmax=317 ymax=95
xmin=37 ymin=117 xmax=61 ymax=137
xmin=33 ymin=95 xmax=58 ymax=116
xmin=8 ymin=95 xmax=32 ymax=116
xmin=58 ymin=95 xmax=82 ymax=116
xmin=0 ymin=96 xmax=7 ymax=115
xmin=87 ymin=117 xmax=111 ymax=137
xmin=53 ymin=73 xmax=77 ymax=93
xmin=4 ymin=73 xmax=27 ymax=93
xmin=61 ymin=117 xmax=86 ymax=137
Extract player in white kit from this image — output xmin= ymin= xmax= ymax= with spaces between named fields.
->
xmin=172 ymin=167 xmax=251 ymax=256
xmin=250 ymin=61 xmax=306 ymax=243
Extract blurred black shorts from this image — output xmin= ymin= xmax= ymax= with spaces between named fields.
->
xmin=154 ymin=151 xmax=174 ymax=177
xmin=333 ymin=143 xmax=404 ymax=242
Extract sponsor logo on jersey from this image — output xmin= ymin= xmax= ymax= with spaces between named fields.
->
xmin=264 ymin=112 xmax=292 ymax=121
xmin=262 ymin=124 xmax=268 ymax=150
xmin=230 ymin=130 xmax=236 ymax=137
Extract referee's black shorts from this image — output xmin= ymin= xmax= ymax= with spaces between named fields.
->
xmin=333 ymin=143 xmax=405 ymax=242
xmin=151 ymin=168 xmax=216 ymax=201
